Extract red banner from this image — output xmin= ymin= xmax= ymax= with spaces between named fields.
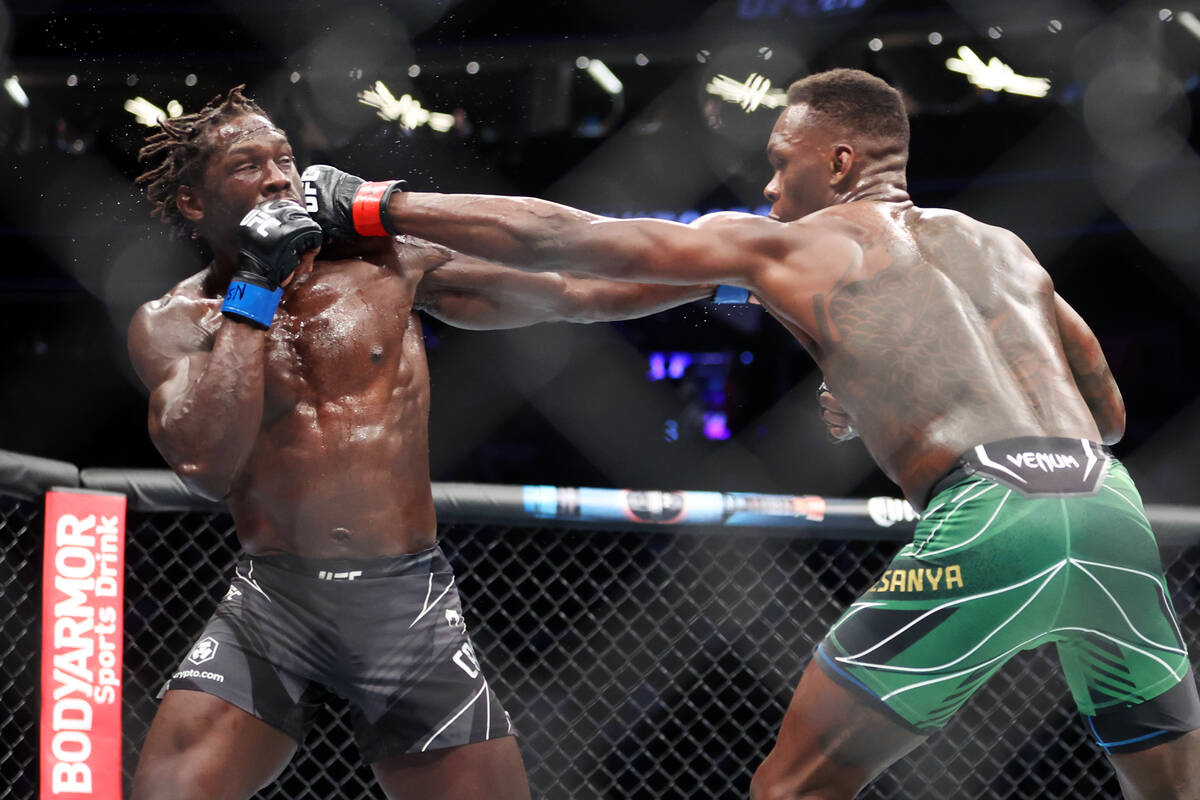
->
xmin=41 ymin=489 xmax=126 ymax=799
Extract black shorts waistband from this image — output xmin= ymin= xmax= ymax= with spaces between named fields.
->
xmin=243 ymin=544 xmax=449 ymax=580
xmin=926 ymin=436 xmax=1112 ymax=508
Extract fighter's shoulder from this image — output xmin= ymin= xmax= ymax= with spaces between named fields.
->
xmin=689 ymin=210 xmax=819 ymax=255
xmin=776 ymin=207 xmax=870 ymax=260
xmin=915 ymin=205 xmax=1027 ymax=247
xmin=132 ymin=272 xmax=212 ymax=327
xmin=683 ymin=209 xmax=858 ymax=273
xmin=791 ymin=204 xmax=869 ymax=234
xmin=688 ymin=210 xmax=777 ymax=238
xmin=317 ymin=235 xmax=416 ymax=274
xmin=690 ymin=210 xmax=769 ymax=225
xmin=911 ymin=206 xmax=1049 ymax=285
xmin=128 ymin=272 xmax=218 ymax=374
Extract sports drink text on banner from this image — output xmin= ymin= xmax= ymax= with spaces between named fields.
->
xmin=41 ymin=489 xmax=126 ymax=799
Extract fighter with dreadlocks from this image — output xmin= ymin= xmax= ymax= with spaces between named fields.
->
xmin=126 ymin=86 xmax=713 ymax=800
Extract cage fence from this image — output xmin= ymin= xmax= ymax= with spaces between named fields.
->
xmin=4 ymin=486 xmax=1199 ymax=799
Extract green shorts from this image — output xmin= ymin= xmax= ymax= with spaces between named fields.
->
xmin=819 ymin=437 xmax=1199 ymax=752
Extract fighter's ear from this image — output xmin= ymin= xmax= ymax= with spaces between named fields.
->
xmin=177 ymin=185 xmax=204 ymax=223
xmin=830 ymin=144 xmax=854 ymax=183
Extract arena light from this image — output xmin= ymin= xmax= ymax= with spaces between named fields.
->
xmin=1178 ymin=11 xmax=1200 ymax=39
xmin=705 ymin=73 xmax=787 ymax=112
xmin=4 ymin=76 xmax=28 ymax=108
xmin=945 ymin=46 xmax=1050 ymax=98
xmin=125 ymin=97 xmax=161 ymax=127
xmin=357 ymin=80 xmax=455 ymax=132
xmin=703 ymin=412 xmax=731 ymax=441
xmin=584 ymin=58 xmax=623 ymax=95
xmin=123 ymin=96 xmax=183 ymax=127
xmin=426 ymin=113 xmax=455 ymax=133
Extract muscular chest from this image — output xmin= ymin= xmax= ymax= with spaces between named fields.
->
xmin=261 ymin=263 xmax=416 ymax=414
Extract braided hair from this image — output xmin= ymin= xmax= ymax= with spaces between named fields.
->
xmin=135 ymin=85 xmax=271 ymax=237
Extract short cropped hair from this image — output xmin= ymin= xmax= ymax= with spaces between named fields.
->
xmin=785 ymin=68 xmax=909 ymax=148
xmin=135 ymin=85 xmax=272 ymax=237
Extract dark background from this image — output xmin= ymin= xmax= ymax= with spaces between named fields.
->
xmin=2 ymin=0 xmax=1199 ymax=503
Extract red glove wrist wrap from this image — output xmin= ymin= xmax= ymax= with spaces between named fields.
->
xmin=352 ymin=181 xmax=396 ymax=237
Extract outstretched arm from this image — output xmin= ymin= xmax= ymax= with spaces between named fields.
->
xmin=301 ymin=162 xmax=787 ymax=289
xmin=1054 ymin=292 xmax=1125 ymax=444
xmin=388 ymin=193 xmax=783 ymax=287
xmin=412 ymin=241 xmax=716 ymax=329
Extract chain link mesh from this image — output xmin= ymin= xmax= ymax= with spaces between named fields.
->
xmin=0 ymin=498 xmax=41 ymax=800
xmin=1 ymin=497 xmax=1198 ymax=799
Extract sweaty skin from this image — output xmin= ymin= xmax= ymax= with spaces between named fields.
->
xmin=758 ymin=201 xmax=1109 ymax=506
xmin=127 ymin=114 xmax=712 ymax=559
xmin=131 ymin=247 xmax=439 ymax=556
xmin=355 ymin=96 xmax=1200 ymax=800
xmin=374 ymin=103 xmax=1123 ymax=511
xmin=126 ymin=112 xmax=711 ymax=800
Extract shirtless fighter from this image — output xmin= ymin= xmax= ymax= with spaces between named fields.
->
xmin=125 ymin=86 xmax=712 ymax=800
xmin=300 ymin=69 xmax=1200 ymax=799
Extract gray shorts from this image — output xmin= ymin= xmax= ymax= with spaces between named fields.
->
xmin=163 ymin=545 xmax=514 ymax=762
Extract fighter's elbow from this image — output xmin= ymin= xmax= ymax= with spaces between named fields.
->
xmin=555 ymin=300 xmax=605 ymax=325
xmin=174 ymin=460 xmax=233 ymax=500
xmin=544 ymin=277 xmax=607 ymax=323
xmin=151 ymin=425 xmax=228 ymax=498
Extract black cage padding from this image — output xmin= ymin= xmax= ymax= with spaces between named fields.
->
xmin=0 ymin=450 xmax=78 ymax=500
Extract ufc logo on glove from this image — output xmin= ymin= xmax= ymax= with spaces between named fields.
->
xmin=240 ymin=207 xmax=282 ymax=238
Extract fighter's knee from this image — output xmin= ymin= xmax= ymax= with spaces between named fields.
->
xmin=751 ymin=755 xmax=853 ymax=800
xmin=130 ymin=761 xmax=234 ymax=800
xmin=130 ymin=774 xmax=199 ymax=800
xmin=750 ymin=764 xmax=785 ymax=800
xmin=751 ymin=757 xmax=806 ymax=800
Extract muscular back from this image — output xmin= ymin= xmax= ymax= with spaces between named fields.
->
xmin=762 ymin=203 xmax=1100 ymax=505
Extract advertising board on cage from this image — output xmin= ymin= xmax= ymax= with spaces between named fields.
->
xmin=41 ymin=489 xmax=125 ymax=799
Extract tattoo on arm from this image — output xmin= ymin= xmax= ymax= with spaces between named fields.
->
xmin=1061 ymin=331 xmax=1117 ymax=412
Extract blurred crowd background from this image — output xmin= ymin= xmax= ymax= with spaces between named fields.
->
xmin=1 ymin=0 xmax=1198 ymax=504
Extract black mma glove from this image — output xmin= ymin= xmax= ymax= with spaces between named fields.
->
xmin=220 ymin=199 xmax=323 ymax=328
xmin=301 ymin=164 xmax=406 ymax=239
